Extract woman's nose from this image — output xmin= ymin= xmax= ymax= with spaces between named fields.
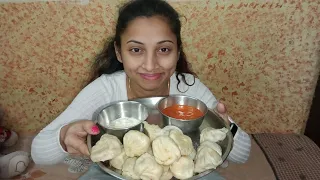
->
xmin=142 ymin=52 xmax=158 ymax=71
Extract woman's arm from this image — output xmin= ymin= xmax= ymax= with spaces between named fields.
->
xmin=225 ymin=116 xmax=251 ymax=163
xmin=31 ymin=107 xmax=77 ymax=165
xmin=31 ymin=77 xmax=111 ymax=165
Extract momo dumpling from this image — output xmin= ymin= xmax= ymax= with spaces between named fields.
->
xmin=160 ymin=165 xmax=173 ymax=180
xmin=152 ymin=136 xmax=181 ymax=165
xmin=198 ymin=140 xmax=222 ymax=156
xmin=114 ymin=168 xmax=122 ymax=174
xmin=200 ymin=127 xmax=228 ymax=143
xmin=194 ymin=144 xmax=223 ymax=173
xmin=134 ymin=153 xmax=163 ymax=180
xmin=162 ymin=125 xmax=183 ymax=136
xmin=90 ymin=134 xmax=122 ymax=162
xmin=123 ymin=130 xmax=150 ymax=157
xmin=147 ymin=145 xmax=153 ymax=156
xmin=110 ymin=148 xmax=128 ymax=170
xmin=169 ymin=130 xmax=195 ymax=156
xmin=170 ymin=156 xmax=194 ymax=179
xmin=122 ymin=157 xmax=140 ymax=180
xmin=143 ymin=121 xmax=163 ymax=141
xmin=188 ymin=147 xmax=196 ymax=160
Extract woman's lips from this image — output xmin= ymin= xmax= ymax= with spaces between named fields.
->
xmin=140 ymin=73 xmax=162 ymax=80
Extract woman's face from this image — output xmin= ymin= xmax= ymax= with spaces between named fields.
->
xmin=115 ymin=16 xmax=179 ymax=91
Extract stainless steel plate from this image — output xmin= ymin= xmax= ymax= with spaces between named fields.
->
xmin=87 ymin=96 xmax=233 ymax=180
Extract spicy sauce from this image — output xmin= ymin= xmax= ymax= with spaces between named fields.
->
xmin=162 ymin=105 xmax=204 ymax=120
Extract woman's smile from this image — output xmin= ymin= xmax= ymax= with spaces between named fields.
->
xmin=139 ymin=73 xmax=162 ymax=80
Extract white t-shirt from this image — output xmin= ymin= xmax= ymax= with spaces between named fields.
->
xmin=31 ymin=71 xmax=251 ymax=165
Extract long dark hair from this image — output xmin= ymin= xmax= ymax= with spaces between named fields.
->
xmin=90 ymin=0 xmax=196 ymax=91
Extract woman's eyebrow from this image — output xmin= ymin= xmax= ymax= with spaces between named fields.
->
xmin=157 ymin=40 xmax=174 ymax=44
xmin=126 ymin=40 xmax=174 ymax=44
xmin=127 ymin=40 xmax=144 ymax=44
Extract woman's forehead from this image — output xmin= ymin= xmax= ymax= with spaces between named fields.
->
xmin=121 ymin=16 xmax=177 ymax=44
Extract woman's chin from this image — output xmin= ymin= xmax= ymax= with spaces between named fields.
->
xmin=140 ymin=83 xmax=167 ymax=94
xmin=142 ymin=85 xmax=163 ymax=92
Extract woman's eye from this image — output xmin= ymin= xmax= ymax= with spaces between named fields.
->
xmin=130 ymin=48 xmax=141 ymax=53
xmin=159 ymin=48 xmax=170 ymax=53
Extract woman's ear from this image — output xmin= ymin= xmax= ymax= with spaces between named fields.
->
xmin=114 ymin=42 xmax=122 ymax=63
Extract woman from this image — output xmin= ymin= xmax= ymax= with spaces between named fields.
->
xmin=31 ymin=0 xmax=251 ymax=165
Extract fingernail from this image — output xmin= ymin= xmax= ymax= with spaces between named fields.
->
xmin=91 ymin=125 xmax=100 ymax=134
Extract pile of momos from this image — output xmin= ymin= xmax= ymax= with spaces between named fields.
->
xmin=90 ymin=121 xmax=228 ymax=180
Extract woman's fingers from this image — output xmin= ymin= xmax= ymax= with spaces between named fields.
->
xmin=214 ymin=102 xmax=230 ymax=125
xmin=67 ymin=146 xmax=82 ymax=155
xmin=216 ymin=102 xmax=227 ymax=114
xmin=62 ymin=120 xmax=99 ymax=156
xmin=81 ymin=120 xmax=100 ymax=135
xmin=66 ymin=135 xmax=90 ymax=156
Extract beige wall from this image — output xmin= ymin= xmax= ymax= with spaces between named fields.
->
xmin=0 ymin=0 xmax=319 ymax=134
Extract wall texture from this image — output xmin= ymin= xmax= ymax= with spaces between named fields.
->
xmin=0 ymin=0 xmax=319 ymax=134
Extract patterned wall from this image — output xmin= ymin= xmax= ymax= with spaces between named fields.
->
xmin=0 ymin=0 xmax=319 ymax=134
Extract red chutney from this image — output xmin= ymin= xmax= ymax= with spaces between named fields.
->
xmin=162 ymin=105 xmax=204 ymax=120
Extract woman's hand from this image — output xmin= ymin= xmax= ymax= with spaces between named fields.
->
xmin=60 ymin=120 xmax=100 ymax=156
xmin=215 ymin=102 xmax=230 ymax=126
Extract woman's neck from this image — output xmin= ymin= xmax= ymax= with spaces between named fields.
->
xmin=127 ymin=77 xmax=170 ymax=100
